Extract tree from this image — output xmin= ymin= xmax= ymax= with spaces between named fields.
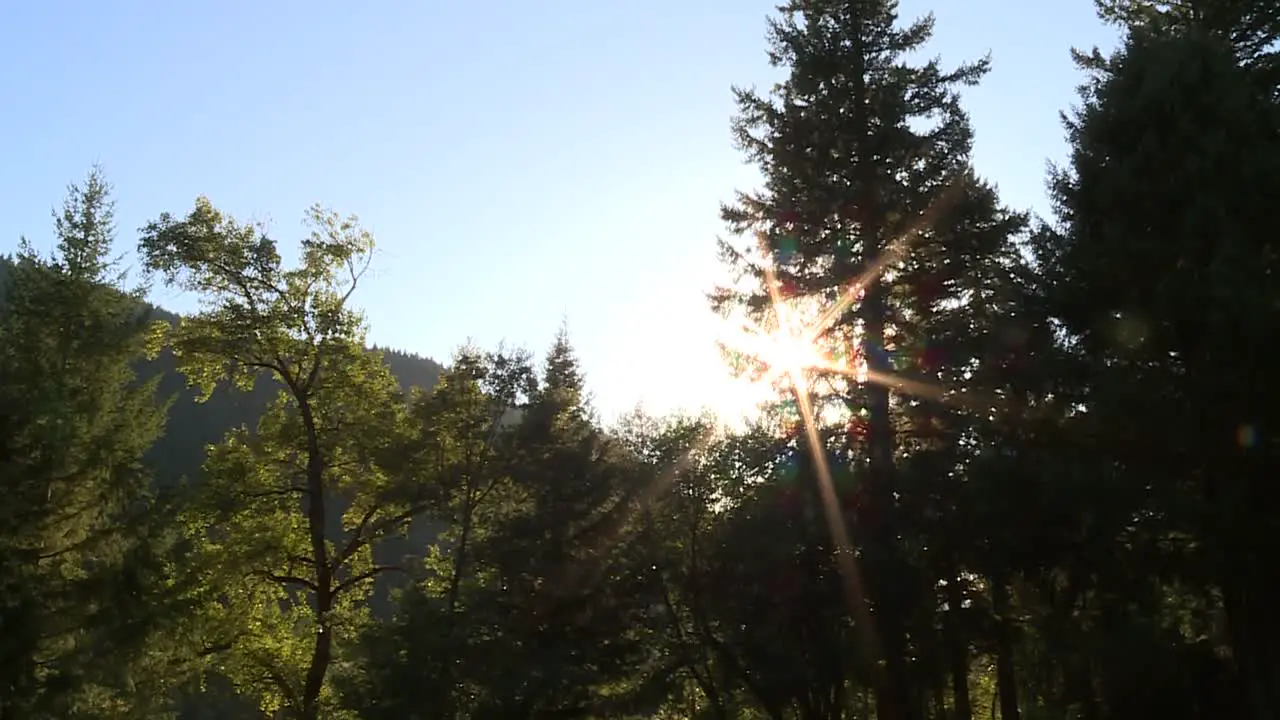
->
xmin=0 ymin=168 xmax=188 ymax=718
xmin=348 ymin=334 xmax=671 ymax=719
xmin=453 ymin=332 xmax=660 ymax=717
xmin=138 ymin=198 xmax=418 ymax=719
xmin=341 ymin=345 xmax=536 ymax=720
xmin=1037 ymin=18 xmax=1279 ymax=720
xmin=1093 ymin=0 xmax=1279 ymax=82
xmin=712 ymin=2 xmax=1026 ymax=718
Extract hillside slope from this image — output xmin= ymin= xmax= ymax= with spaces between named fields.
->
xmin=141 ymin=304 xmax=445 ymax=487
xmin=0 ymin=257 xmax=443 ymax=484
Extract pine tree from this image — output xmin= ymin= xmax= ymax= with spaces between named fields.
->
xmin=1094 ymin=0 xmax=1279 ymax=80
xmin=348 ymin=335 xmax=663 ymax=718
xmin=1039 ymin=18 xmax=1280 ymax=719
xmin=713 ymin=2 xmax=1027 ymax=718
xmin=0 ymin=168 xmax=184 ymax=718
xmin=341 ymin=346 xmax=538 ymax=719
xmin=468 ymin=335 xmax=653 ymax=716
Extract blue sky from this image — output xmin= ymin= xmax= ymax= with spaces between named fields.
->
xmin=0 ymin=1 xmax=1117 ymax=421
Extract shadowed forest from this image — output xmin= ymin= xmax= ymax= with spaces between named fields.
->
xmin=2 ymin=1 xmax=1278 ymax=718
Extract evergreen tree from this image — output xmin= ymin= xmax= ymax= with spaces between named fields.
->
xmin=1094 ymin=0 xmax=1279 ymax=82
xmin=350 ymin=335 xmax=667 ymax=718
xmin=0 ymin=168 xmax=187 ymax=718
xmin=713 ymin=2 xmax=1026 ymax=717
xmin=462 ymin=333 xmax=656 ymax=716
xmin=341 ymin=346 xmax=537 ymax=719
xmin=1038 ymin=17 xmax=1280 ymax=719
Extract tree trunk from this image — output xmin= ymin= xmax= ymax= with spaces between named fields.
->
xmin=861 ymin=260 xmax=916 ymax=720
xmin=932 ymin=680 xmax=947 ymax=720
xmin=837 ymin=23 xmax=917 ymax=720
xmin=946 ymin=576 xmax=973 ymax=720
xmin=1213 ymin=445 xmax=1280 ymax=720
xmin=298 ymin=398 xmax=331 ymax=720
xmin=431 ymin=485 xmax=475 ymax=720
xmin=1221 ymin=568 xmax=1280 ymax=720
xmin=991 ymin=576 xmax=1020 ymax=720
xmin=948 ymin=652 xmax=972 ymax=720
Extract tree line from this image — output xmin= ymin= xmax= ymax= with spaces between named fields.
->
xmin=1 ymin=0 xmax=1277 ymax=718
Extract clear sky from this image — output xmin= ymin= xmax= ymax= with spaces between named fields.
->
xmin=0 ymin=1 xmax=1117 ymax=422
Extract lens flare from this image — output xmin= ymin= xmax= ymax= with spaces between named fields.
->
xmin=710 ymin=180 xmax=971 ymax=720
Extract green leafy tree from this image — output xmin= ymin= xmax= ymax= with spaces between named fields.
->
xmin=709 ymin=434 xmax=858 ymax=719
xmin=619 ymin=411 xmax=742 ymax=719
xmin=341 ymin=345 xmax=536 ymax=719
xmin=138 ymin=198 xmax=419 ymax=720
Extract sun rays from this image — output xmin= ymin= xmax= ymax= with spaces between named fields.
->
xmin=550 ymin=182 xmax=976 ymax=713
xmin=717 ymin=177 xmax=968 ymax=418
xmin=708 ymin=182 xmax=971 ymax=710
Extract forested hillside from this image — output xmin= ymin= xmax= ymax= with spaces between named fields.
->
xmin=2 ymin=1 xmax=1278 ymax=719
xmin=143 ymin=319 xmax=444 ymax=490
xmin=0 ymin=257 xmax=443 ymax=489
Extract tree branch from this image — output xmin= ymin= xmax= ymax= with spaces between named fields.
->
xmin=335 ymin=505 xmax=383 ymax=565
xmin=333 ymin=565 xmax=403 ymax=598
xmin=333 ymin=500 xmax=434 ymax=568
xmin=239 ymin=485 xmax=309 ymax=500
xmin=254 ymin=571 xmax=319 ymax=593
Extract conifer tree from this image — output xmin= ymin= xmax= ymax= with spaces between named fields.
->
xmin=1094 ymin=0 xmax=1279 ymax=78
xmin=0 ymin=168 xmax=184 ymax=718
xmin=465 ymin=332 xmax=654 ymax=716
xmin=341 ymin=345 xmax=538 ymax=719
xmin=713 ymin=2 xmax=1027 ymax=718
xmin=348 ymin=335 xmax=662 ymax=718
xmin=1039 ymin=18 xmax=1280 ymax=718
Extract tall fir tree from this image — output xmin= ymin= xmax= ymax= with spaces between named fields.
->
xmin=1039 ymin=16 xmax=1280 ymax=719
xmin=713 ymin=2 xmax=1027 ymax=718
xmin=348 ymin=335 xmax=664 ymax=718
xmin=1093 ymin=0 xmax=1279 ymax=82
xmin=341 ymin=346 xmax=538 ymax=719
xmin=465 ymin=332 xmax=655 ymax=716
xmin=0 ymin=168 xmax=186 ymax=718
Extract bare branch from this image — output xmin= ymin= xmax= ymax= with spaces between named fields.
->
xmin=338 ymin=247 xmax=373 ymax=308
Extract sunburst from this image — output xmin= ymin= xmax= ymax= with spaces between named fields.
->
xmin=713 ymin=182 xmax=967 ymax=717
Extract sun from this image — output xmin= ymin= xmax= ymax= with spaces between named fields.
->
xmin=708 ymin=234 xmax=878 ymax=425
xmin=730 ymin=310 xmax=827 ymax=391
xmin=711 ymin=298 xmax=867 ymax=430
xmin=764 ymin=327 xmax=825 ymax=386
